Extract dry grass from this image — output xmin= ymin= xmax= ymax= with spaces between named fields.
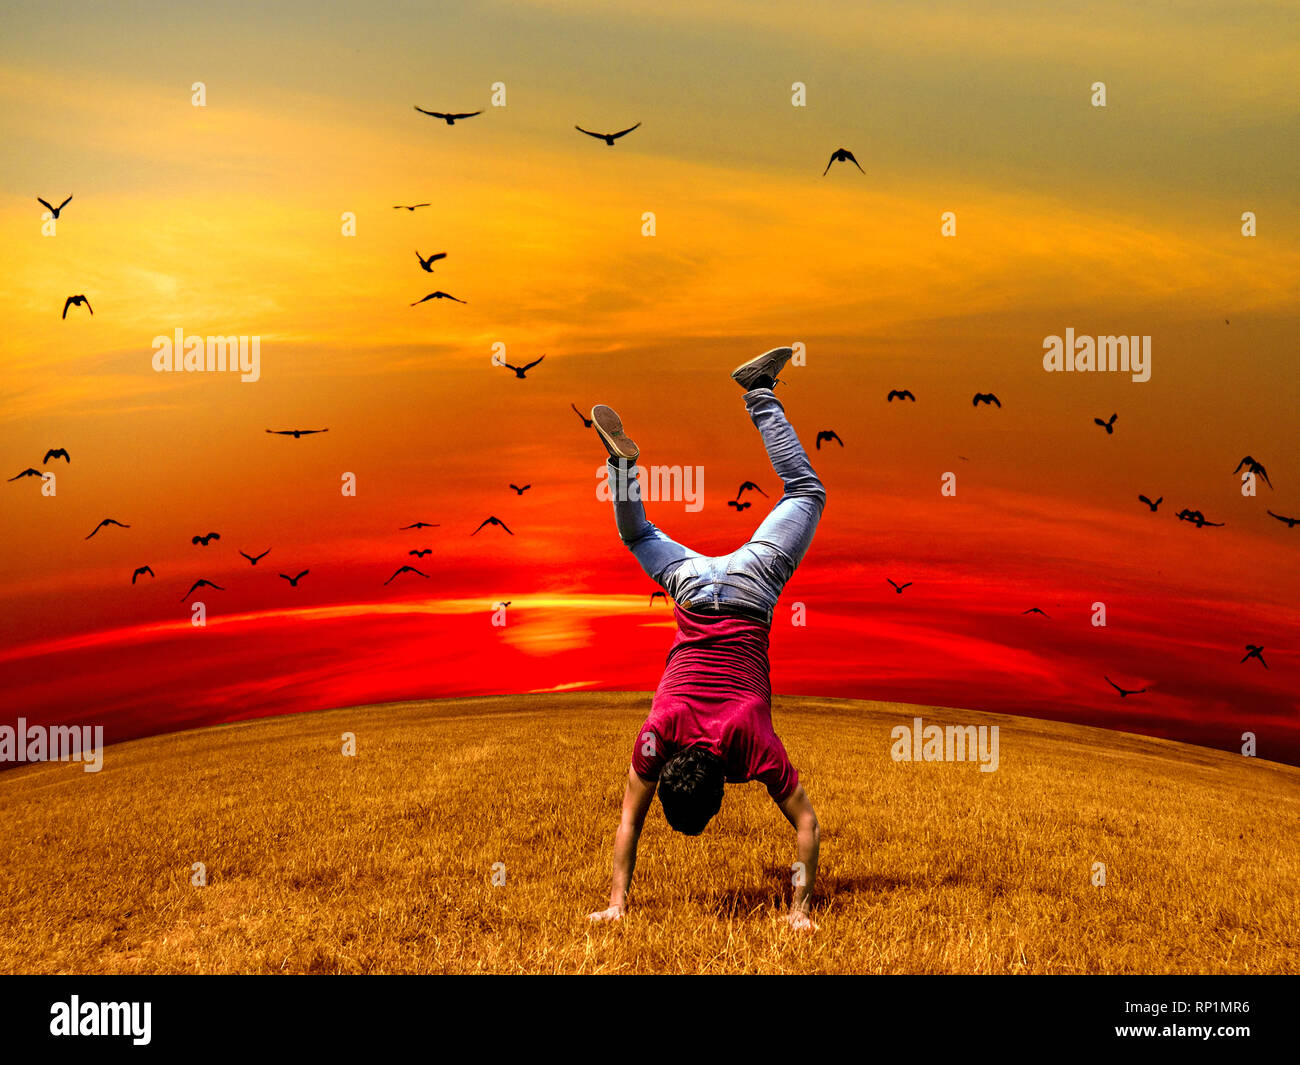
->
xmin=1 ymin=693 xmax=1296 ymax=974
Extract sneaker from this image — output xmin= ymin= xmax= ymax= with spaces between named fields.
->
xmin=731 ymin=346 xmax=795 ymax=391
xmin=591 ymin=404 xmax=639 ymax=461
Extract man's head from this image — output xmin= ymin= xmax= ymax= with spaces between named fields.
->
xmin=658 ymin=744 xmax=726 ymax=834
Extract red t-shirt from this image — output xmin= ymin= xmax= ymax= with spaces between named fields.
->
xmin=631 ymin=604 xmax=798 ymax=802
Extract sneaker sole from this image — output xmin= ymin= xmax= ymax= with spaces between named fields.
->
xmin=591 ymin=405 xmax=639 ymax=461
xmin=731 ymin=346 xmax=795 ymax=389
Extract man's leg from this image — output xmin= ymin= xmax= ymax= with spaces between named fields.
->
xmin=741 ymin=387 xmax=826 ymax=571
xmin=593 ymin=405 xmax=702 ymax=586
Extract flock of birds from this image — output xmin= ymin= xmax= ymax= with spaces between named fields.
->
xmin=20 ymin=101 xmax=1290 ymax=706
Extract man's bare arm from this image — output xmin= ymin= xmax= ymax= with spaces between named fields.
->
xmin=775 ymin=783 xmax=820 ymax=929
xmin=588 ymin=766 xmax=657 ymax=922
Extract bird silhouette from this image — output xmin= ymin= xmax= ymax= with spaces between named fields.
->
xmin=886 ymin=579 xmax=912 ymax=594
xmin=1176 ymin=508 xmax=1224 ymax=528
xmin=1022 ymin=607 xmax=1050 ymax=617
xmin=37 ymin=194 xmax=73 ymax=218
xmin=86 ymin=518 xmax=129 ymax=539
xmin=1266 ymin=510 xmax=1299 ymax=528
xmin=727 ymin=500 xmax=752 ymax=511
xmin=1094 ymin=413 xmax=1118 ymax=434
xmin=7 ymin=468 xmax=44 ymax=481
xmin=1241 ymin=644 xmax=1268 ymax=668
xmin=650 ymin=591 xmax=666 ymax=606
xmin=131 ymin=566 xmax=154 ymax=584
xmin=415 ymin=250 xmax=447 ymax=272
xmin=472 ymin=516 xmax=514 ymax=535
xmin=414 ymin=107 xmax=482 ymax=124
xmin=496 ymin=600 xmax=512 ymax=608
xmin=191 ymin=532 xmax=220 ymax=546
xmin=411 ymin=290 xmax=466 ymax=305
xmin=393 ymin=203 xmax=431 ymax=211
xmin=1105 ymin=676 xmax=1146 ymax=698
xmin=886 ymin=389 xmax=916 ymax=402
xmin=575 ymin=122 xmax=641 ymax=145
xmin=815 ymin=430 xmax=844 ymax=450
xmin=409 ymin=548 xmax=433 ymax=558
xmin=384 ymin=565 xmax=429 ymax=585
xmin=62 ymin=295 xmax=92 ymax=318
xmin=736 ymin=481 xmax=768 ymax=499
xmin=279 ymin=570 xmax=309 ymax=587
xmin=972 ymin=393 xmax=1001 ymax=408
xmin=240 ymin=549 xmax=271 ymax=565
xmin=1233 ymin=456 xmax=1272 ymax=489
xmin=182 ymin=578 xmax=223 ymax=601
xmin=571 ymin=403 xmax=593 ymax=428
xmin=502 ymin=355 xmax=544 ymax=379
xmin=1138 ymin=494 xmax=1163 ymax=512
xmin=43 ymin=448 xmax=70 ymax=464
xmin=266 ymin=428 xmax=328 ymax=438
xmin=822 ymin=148 xmax=864 ymax=176
xmin=400 ymin=522 xmax=440 ymax=530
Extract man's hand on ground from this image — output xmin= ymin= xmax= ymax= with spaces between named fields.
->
xmin=588 ymin=904 xmax=625 ymax=923
xmin=786 ymin=909 xmax=818 ymax=932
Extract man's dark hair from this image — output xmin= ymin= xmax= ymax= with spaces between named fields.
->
xmin=658 ymin=744 xmax=726 ymax=835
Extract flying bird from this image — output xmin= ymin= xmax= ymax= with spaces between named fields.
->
xmin=822 ymin=148 xmax=864 ymax=176
xmin=7 ymin=468 xmax=44 ymax=481
xmin=1022 ymin=607 xmax=1050 ymax=617
xmin=393 ymin=204 xmax=431 ymax=211
xmin=131 ymin=566 xmax=154 ymax=584
xmin=85 ymin=518 xmax=129 ymax=539
xmin=727 ymin=500 xmax=752 ymax=511
xmin=400 ymin=522 xmax=440 ymax=530
xmin=415 ymin=250 xmax=447 ymax=272
xmin=815 ymin=430 xmax=844 ymax=450
xmin=62 ymin=295 xmax=92 ymax=318
xmin=575 ymin=122 xmax=641 ymax=145
xmin=266 ymin=428 xmax=328 ymax=437
xmin=1138 ymin=495 xmax=1163 ymax=512
xmin=182 ymin=579 xmax=224 ymax=601
xmin=509 ymin=484 xmax=531 ymax=495
xmin=972 ymin=393 xmax=1001 ymax=408
xmin=280 ymin=570 xmax=309 ymax=587
xmin=240 ymin=549 xmax=270 ymax=565
xmin=1233 ymin=456 xmax=1272 ymax=489
xmin=886 ymin=390 xmax=915 ymax=402
xmin=495 ymin=600 xmax=512 ymax=608
xmin=191 ymin=532 xmax=220 ymax=546
xmin=650 ymin=591 xmax=666 ymax=606
xmin=1241 ymin=644 xmax=1268 ymax=668
xmin=414 ymin=107 xmax=482 ymax=125
xmin=384 ymin=565 xmax=429 ymax=585
xmin=886 ymin=579 xmax=912 ymax=594
xmin=411 ymin=290 xmax=466 ymax=305
xmin=1094 ymin=413 xmax=1118 ymax=434
xmin=1105 ymin=676 xmax=1146 ymax=698
xmin=410 ymin=548 xmax=433 ymax=558
xmin=736 ymin=481 xmax=768 ymax=499
xmin=43 ymin=448 xmax=70 ymax=464
xmin=502 ymin=355 xmax=544 ymax=379
xmin=38 ymin=194 xmax=73 ymax=218
xmin=1176 ymin=508 xmax=1224 ymax=528
xmin=571 ymin=403 xmax=593 ymax=428
xmin=1266 ymin=510 xmax=1299 ymax=528
xmin=471 ymin=516 xmax=513 ymax=536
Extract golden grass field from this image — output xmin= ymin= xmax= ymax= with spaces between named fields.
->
xmin=1 ymin=693 xmax=1297 ymax=974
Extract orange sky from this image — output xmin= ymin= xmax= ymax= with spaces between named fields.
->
xmin=2 ymin=1 xmax=1298 ymax=764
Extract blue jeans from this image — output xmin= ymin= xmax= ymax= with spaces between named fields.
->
xmin=606 ymin=388 xmax=826 ymax=624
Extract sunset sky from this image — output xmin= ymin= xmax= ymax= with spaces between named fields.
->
xmin=2 ymin=1 xmax=1298 ymax=764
